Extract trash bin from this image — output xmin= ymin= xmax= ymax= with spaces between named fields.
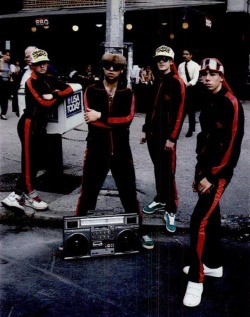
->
xmin=18 ymin=83 xmax=84 ymax=134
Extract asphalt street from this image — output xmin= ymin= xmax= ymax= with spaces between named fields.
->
xmin=0 ymin=224 xmax=249 ymax=317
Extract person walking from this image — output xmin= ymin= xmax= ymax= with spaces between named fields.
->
xmin=140 ymin=45 xmax=186 ymax=233
xmin=178 ymin=48 xmax=200 ymax=137
xmin=0 ymin=49 xmax=11 ymax=120
xmin=182 ymin=58 xmax=244 ymax=307
xmin=1 ymin=48 xmax=74 ymax=212
xmin=9 ymin=59 xmax=21 ymax=114
xmin=75 ymin=52 xmax=154 ymax=250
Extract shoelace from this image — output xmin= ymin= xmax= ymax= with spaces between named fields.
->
xmin=142 ymin=235 xmax=152 ymax=242
xmin=168 ymin=213 xmax=175 ymax=225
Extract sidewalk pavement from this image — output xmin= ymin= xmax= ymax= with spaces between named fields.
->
xmin=0 ymin=101 xmax=250 ymax=235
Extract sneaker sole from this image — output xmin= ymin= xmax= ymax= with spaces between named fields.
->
xmin=166 ymin=227 xmax=176 ymax=233
xmin=141 ymin=244 xmax=154 ymax=250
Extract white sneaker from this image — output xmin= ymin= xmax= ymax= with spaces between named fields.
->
xmin=1 ymin=192 xmax=24 ymax=211
xmin=183 ymin=264 xmax=223 ymax=277
xmin=25 ymin=192 xmax=48 ymax=211
xmin=183 ymin=281 xmax=203 ymax=307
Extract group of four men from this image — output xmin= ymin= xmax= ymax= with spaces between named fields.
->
xmin=1 ymin=45 xmax=244 ymax=308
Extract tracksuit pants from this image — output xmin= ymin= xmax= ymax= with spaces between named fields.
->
xmin=147 ymin=134 xmax=178 ymax=213
xmin=76 ymin=137 xmax=142 ymax=224
xmin=188 ymin=178 xmax=229 ymax=283
xmin=15 ymin=115 xmax=45 ymax=195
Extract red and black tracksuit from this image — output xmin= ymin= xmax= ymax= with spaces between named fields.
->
xmin=15 ymin=72 xmax=73 ymax=196
xmin=76 ymin=81 xmax=142 ymax=222
xmin=188 ymin=87 xmax=244 ymax=283
xmin=142 ymin=71 xmax=186 ymax=213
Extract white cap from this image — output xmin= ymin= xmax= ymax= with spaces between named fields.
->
xmin=154 ymin=45 xmax=175 ymax=59
xmin=31 ymin=49 xmax=50 ymax=64
xmin=200 ymin=58 xmax=224 ymax=74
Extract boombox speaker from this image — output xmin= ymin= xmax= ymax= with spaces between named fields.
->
xmin=63 ymin=211 xmax=140 ymax=260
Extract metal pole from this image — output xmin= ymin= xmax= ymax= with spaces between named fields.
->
xmin=105 ymin=0 xmax=125 ymax=53
xmin=125 ymin=42 xmax=133 ymax=88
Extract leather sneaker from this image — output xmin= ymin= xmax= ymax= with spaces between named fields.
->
xmin=25 ymin=191 xmax=48 ymax=211
xmin=183 ymin=264 xmax=223 ymax=277
xmin=183 ymin=281 xmax=203 ymax=307
xmin=1 ymin=192 xmax=24 ymax=211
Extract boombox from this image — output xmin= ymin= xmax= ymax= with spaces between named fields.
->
xmin=63 ymin=211 xmax=140 ymax=260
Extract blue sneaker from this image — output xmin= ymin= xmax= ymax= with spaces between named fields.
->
xmin=164 ymin=212 xmax=176 ymax=233
xmin=140 ymin=235 xmax=154 ymax=250
xmin=143 ymin=201 xmax=166 ymax=214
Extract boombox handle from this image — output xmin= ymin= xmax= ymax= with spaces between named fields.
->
xmin=87 ymin=209 xmax=116 ymax=217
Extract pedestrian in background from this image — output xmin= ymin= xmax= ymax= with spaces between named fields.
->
xmin=75 ymin=52 xmax=154 ymax=250
xmin=9 ymin=58 xmax=21 ymax=114
xmin=140 ymin=45 xmax=186 ymax=233
xmin=183 ymin=58 xmax=244 ymax=307
xmin=17 ymin=46 xmax=37 ymax=117
xmin=19 ymin=46 xmax=37 ymax=89
xmin=0 ymin=49 xmax=11 ymax=120
xmin=2 ymin=49 xmax=74 ymax=212
xmin=178 ymin=48 xmax=200 ymax=137
xmin=139 ymin=65 xmax=155 ymax=85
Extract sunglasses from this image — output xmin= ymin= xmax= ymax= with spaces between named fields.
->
xmin=155 ymin=56 xmax=171 ymax=63
xmin=103 ymin=61 xmax=123 ymax=71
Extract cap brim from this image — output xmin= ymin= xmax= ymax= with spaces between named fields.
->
xmin=32 ymin=59 xmax=50 ymax=64
xmin=200 ymin=66 xmax=223 ymax=74
xmin=154 ymin=53 xmax=173 ymax=58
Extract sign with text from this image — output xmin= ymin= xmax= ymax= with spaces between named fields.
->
xmin=35 ymin=17 xmax=49 ymax=26
xmin=66 ymin=91 xmax=83 ymax=118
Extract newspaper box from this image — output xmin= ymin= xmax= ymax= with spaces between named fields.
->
xmin=17 ymin=83 xmax=84 ymax=134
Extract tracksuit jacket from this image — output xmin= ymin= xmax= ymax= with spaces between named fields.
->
xmin=142 ymin=71 xmax=186 ymax=213
xmin=188 ymin=87 xmax=244 ymax=283
xmin=15 ymin=72 xmax=73 ymax=195
xmin=76 ymin=81 xmax=141 ymax=219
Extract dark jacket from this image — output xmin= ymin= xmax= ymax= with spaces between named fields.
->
xmin=24 ymin=72 xmax=73 ymax=133
xmin=195 ymin=87 xmax=244 ymax=184
xmin=84 ymin=81 xmax=135 ymax=154
xmin=142 ymin=71 xmax=186 ymax=143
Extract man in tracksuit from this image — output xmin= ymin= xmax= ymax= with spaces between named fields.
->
xmin=75 ymin=52 xmax=154 ymax=250
xmin=2 ymin=49 xmax=73 ymax=212
xmin=140 ymin=45 xmax=186 ymax=233
xmin=183 ymin=58 xmax=244 ymax=307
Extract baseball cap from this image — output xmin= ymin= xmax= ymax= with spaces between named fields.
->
xmin=154 ymin=45 xmax=175 ymax=59
xmin=200 ymin=58 xmax=224 ymax=74
xmin=31 ymin=49 xmax=50 ymax=64
xmin=102 ymin=53 xmax=127 ymax=66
